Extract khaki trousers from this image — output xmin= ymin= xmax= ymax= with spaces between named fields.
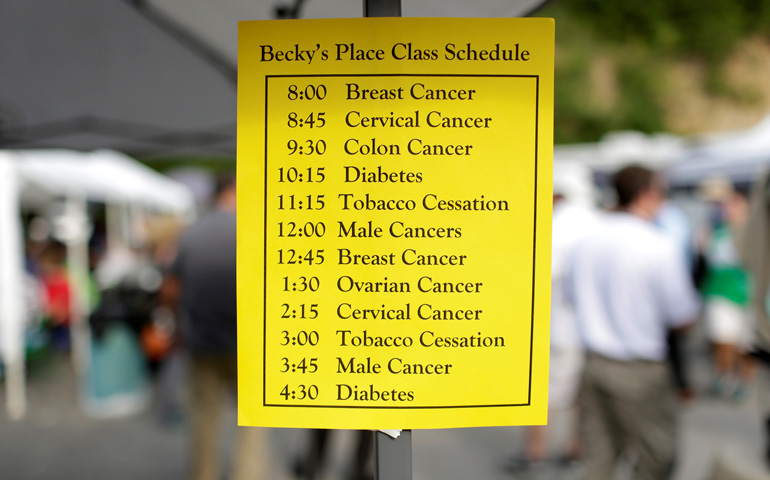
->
xmin=579 ymin=354 xmax=677 ymax=480
xmin=190 ymin=354 xmax=266 ymax=480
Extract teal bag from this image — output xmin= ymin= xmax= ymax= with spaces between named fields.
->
xmin=83 ymin=323 xmax=149 ymax=418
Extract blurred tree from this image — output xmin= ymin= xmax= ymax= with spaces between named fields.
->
xmin=540 ymin=0 xmax=770 ymax=142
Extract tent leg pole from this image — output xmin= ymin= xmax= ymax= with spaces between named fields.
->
xmin=65 ymin=194 xmax=91 ymax=377
xmin=363 ymin=0 xmax=401 ymax=17
xmin=374 ymin=430 xmax=412 ymax=480
xmin=5 ymin=358 xmax=26 ymax=419
xmin=361 ymin=3 xmax=409 ymax=479
xmin=0 ymin=157 xmax=27 ymax=419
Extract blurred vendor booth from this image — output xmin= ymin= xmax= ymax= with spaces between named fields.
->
xmin=0 ymin=149 xmax=195 ymax=419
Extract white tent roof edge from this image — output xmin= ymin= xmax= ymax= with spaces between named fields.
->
xmin=0 ymin=153 xmax=28 ymax=419
xmin=5 ymin=149 xmax=196 ymax=214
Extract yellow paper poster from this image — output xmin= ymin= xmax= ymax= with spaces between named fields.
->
xmin=237 ymin=17 xmax=553 ymax=430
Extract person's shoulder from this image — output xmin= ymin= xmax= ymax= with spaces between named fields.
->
xmin=605 ymin=212 xmax=657 ymax=233
xmin=622 ymin=219 xmax=682 ymax=262
xmin=624 ymin=216 xmax=674 ymax=247
xmin=567 ymin=212 xmax=615 ymax=255
xmin=581 ymin=211 xmax=620 ymax=236
xmin=589 ymin=213 xmax=670 ymax=250
xmin=188 ymin=210 xmax=235 ymax=233
xmin=555 ymin=202 xmax=599 ymax=225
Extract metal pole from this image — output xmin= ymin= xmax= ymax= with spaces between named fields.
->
xmin=375 ymin=430 xmax=412 ymax=480
xmin=364 ymin=0 xmax=401 ymax=17
xmin=361 ymin=2 xmax=410 ymax=479
xmin=65 ymin=193 xmax=91 ymax=377
xmin=0 ymin=157 xmax=27 ymax=419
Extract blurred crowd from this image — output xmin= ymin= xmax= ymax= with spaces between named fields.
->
xmin=517 ymin=162 xmax=770 ymax=480
xmin=3 ymin=166 xmax=374 ymax=480
xmin=16 ymin=199 xmax=186 ymax=419
xmin=6 ymin=161 xmax=770 ymax=480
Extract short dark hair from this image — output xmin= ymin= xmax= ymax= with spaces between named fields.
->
xmin=612 ymin=165 xmax=656 ymax=208
xmin=214 ymin=171 xmax=236 ymax=198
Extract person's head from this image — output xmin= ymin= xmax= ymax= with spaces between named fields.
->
xmin=612 ymin=165 xmax=665 ymax=219
xmin=697 ymin=176 xmax=737 ymax=225
xmin=553 ymin=162 xmax=595 ymax=208
xmin=38 ymin=241 xmax=67 ymax=273
xmin=214 ymin=172 xmax=237 ymax=212
xmin=725 ymin=190 xmax=748 ymax=226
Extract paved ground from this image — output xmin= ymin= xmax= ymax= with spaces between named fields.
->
xmin=2 ymin=335 xmax=770 ymax=480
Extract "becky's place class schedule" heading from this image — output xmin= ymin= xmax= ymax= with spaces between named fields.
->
xmin=237 ymin=17 xmax=554 ymax=430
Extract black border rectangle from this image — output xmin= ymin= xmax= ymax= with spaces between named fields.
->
xmin=262 ymin=74 xmax=540 ymax=409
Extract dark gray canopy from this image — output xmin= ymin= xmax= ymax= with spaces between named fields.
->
xmin=0 ymin=0 xmax=546 ymax=158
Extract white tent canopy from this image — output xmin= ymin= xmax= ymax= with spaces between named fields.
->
xmin=666 ymin=114 xmax=770 ymax=186
xmin=552 ymin=117 xmax=770 ymax=189
xmin=8 ymin=149 xmax=195 ymax=214
xmin=554 ymin=130 xmax=687 ymax=173
xmin=0 ymin=149 xmax=195 ymax=419
xmin=0 ymin=156 xmax=26 ymax=419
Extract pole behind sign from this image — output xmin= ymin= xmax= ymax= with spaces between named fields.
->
xmin=237 ymin=8 xmax=554 ymax=475
xmin=361 ymin=0 xmax=410 ymax=476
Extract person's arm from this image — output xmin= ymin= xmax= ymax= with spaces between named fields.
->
xmin=158 ymin=273 xmax=181 ymax=310
xmin=659 ymin=242 xmax=701 ymax=332
xmin=158 ymin=241 xmax=184 ymax=340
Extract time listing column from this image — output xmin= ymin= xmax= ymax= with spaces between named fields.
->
xmin=265 ymin=79 xmax=332 ymax=406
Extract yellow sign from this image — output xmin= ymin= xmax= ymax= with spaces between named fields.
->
xmin=237 ymin=17 xmax=553 ymax=430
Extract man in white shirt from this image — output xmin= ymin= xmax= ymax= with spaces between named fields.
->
xmin=566 ymin=165 xmax=699 ymax=480
xmin=526 ymin=164 xmax=598 ymax=463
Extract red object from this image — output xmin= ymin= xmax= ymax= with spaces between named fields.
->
xmin=41 ymin=270 xmax=71 ymax=326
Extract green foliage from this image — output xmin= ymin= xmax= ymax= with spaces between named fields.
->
xmin=613 ymin=61 xmax=666 ymax=133
xmin=566 ymin=0 xmax=674 ymax=48
xmin=562 ymin=0 xmax=754 ymax=62
xmin=742 ymin=0 xmax=770 ymax=34
xmin=552 ymin=55 xmax=607 ymax=143
xmin=538 ymin=1 xmax=770 ymax=143
xmin=670 ymin=0 xmax=745 ymax=62
xmin=704 ymin=69 xmax=763 ymax=105
xmin=552 ymin=55 xmax=665 ymax=144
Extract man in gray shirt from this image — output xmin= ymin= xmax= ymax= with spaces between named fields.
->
xmin=168 ymin=173 xmax=265 ymax=480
